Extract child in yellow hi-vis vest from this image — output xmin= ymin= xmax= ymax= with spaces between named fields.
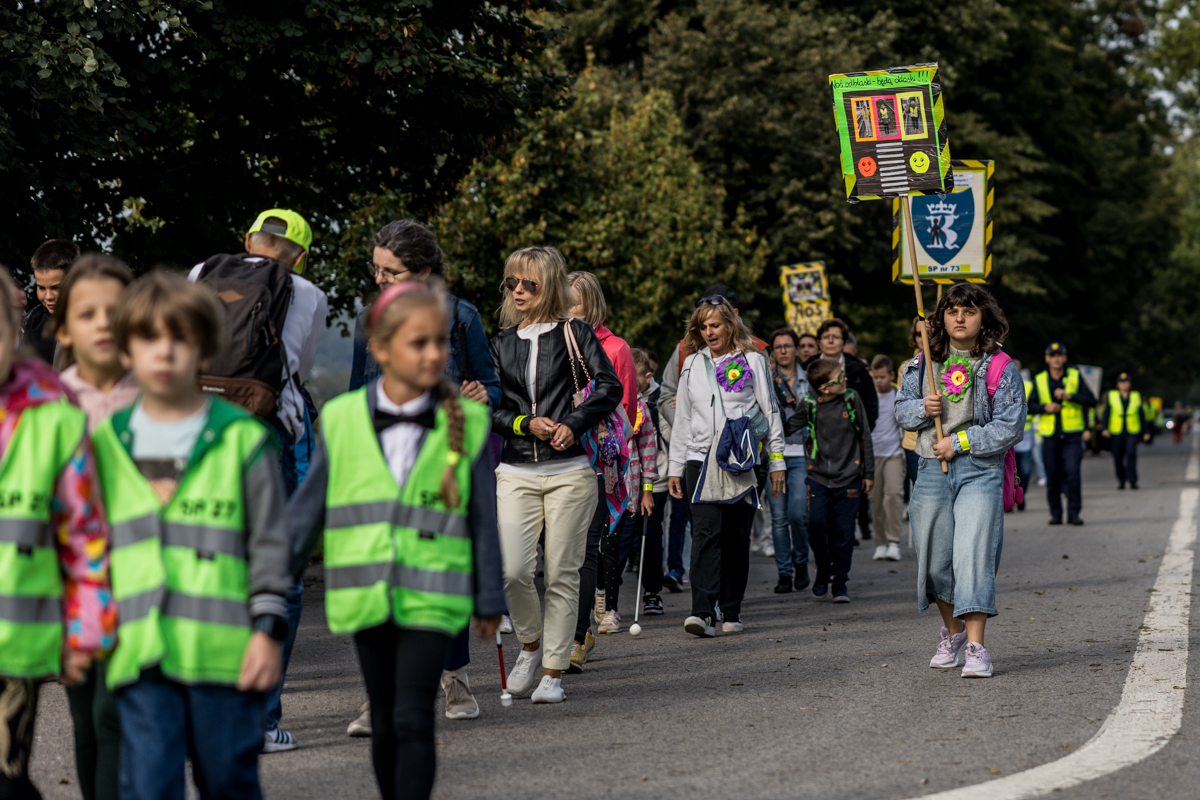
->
xmin=290 ymin=281 xmax=505 ymax=800
xmin=93 ymin=272 xmax=292 ymax=800
xmin=0 ymin=264 xmax=114 ymax=800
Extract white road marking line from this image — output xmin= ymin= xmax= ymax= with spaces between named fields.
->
xmin=915 ymin=435 xmax=1199 ymax=800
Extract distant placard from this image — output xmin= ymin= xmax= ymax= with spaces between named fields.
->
xmin=828 ymin=64 xmax=953 ymax=201
xmin=893 ymin=160 xmax=994 ymax=284
xmin=780 ymin=262 xmax=831 ymax=335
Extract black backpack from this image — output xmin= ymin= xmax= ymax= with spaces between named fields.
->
xmin=196 ymin=253 xmax=294 ymax=418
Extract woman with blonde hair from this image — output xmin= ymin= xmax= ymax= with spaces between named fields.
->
xmin=667 ymin=297 xmax=785 ymax=637
xmin=490 ymin=247 xmax=622 ymax=702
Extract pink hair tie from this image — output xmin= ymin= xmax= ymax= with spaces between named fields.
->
xmin=369 ymin=281 xmax=425 ymax=335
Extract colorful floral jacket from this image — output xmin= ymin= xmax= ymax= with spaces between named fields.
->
xmin=0 ymin=359 xmax=115 ymax=653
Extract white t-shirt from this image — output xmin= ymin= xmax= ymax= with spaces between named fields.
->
xmin=872 ymin=388 xmax=903 ymax=458
xmin=496 ymin=321 xmax=590 ymax=477
xmin=376 ymin=384 xmax=434 ymax=488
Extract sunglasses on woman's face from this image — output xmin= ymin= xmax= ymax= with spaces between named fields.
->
xmin=821 ymin=373 xmax=847 ymax=389
xmin=504 ymin=276 xmax=539 ymax=294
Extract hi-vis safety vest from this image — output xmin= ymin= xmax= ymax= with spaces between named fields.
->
xmin=92 ymin=399 xmax=273 ymax=689
xmin=1107 ymin=390 xmax=1143 ymax=435
xmin=1035 ymin=369 xmax=1084 ymax=435
xmin=321 ymin=391 xmax=490 ymax=636
xmin=1023 ymin=380 xmax=1033 ymax=432
xmin=0 ymin=401 xmax=87 ymax=678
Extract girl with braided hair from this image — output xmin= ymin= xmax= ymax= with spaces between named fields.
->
xmin=288 ymin=282 xmax=505 ymax=800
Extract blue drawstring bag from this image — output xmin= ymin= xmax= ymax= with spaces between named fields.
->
xmin=716 ymin=415 xmax=758 ymax=474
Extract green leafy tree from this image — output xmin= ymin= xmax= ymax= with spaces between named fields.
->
xmin=1 ymin=1 xmax=566 ymax=295
xmin=434 ymin=64 xmax=767 ymax=357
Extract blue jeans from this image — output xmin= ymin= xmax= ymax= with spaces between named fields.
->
xmin=910 ymin=454 xmax=1004 ymax=617
xmin=119 ymin=672 xmax=265 ymax=800
xmin=768 ymin=456 xmax=808 ymax=576
xmin=264 ymin=580 xmax=304 ymax=730
xmin=1042 ymin=434 xmax=1083 ymax=518
xmin=806 ymin=479 xmax=861 ymax=585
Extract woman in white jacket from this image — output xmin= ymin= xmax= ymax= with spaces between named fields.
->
xmin=667 ymin=297 xmax=786 ymax=637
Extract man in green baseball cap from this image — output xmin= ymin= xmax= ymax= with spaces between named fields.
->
xmin=246 ymin=209 xmax=313 ymax=273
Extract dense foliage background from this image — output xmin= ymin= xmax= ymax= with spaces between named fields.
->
xmin=4 ymin=0 xmax=1199 ymax=400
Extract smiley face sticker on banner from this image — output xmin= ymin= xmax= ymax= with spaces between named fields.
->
xmin=857 ymin=156 xmax=877 ymax=177
xmin=909 ymin=151 xmax=930 ymax=173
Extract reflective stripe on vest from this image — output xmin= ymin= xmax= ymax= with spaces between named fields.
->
xmin=93 ymin=398 xmax=269 ymax=688
xmin=1023 ymin=380 xmax=1033 ymax=432
xmin=0 ymin=400 xmax=87 ymax=679
xmin=321 ymin=389 xmax=490 ymax=636
xmin=1035 ymin=369 xmax=1084 ymax=435
xmin=1107 ymin=390 xmax=1142 ymax=435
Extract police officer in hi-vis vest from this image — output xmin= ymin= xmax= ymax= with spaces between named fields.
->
xmin=1030 ymin=343 xmax=1097 ymax=525
xmin=1100 ymin=372 xmax=1149 ymax=490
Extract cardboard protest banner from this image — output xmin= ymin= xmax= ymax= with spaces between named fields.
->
xmin=828 ymin=64 xmax=953 ymax=201
xmin=779 ymin=262 xmax=831 ymax=334
xmin=892 ymin=160 xmax=994 ymax=284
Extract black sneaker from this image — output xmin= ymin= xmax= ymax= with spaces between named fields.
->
xmin=812 ymin=581 xmax=828 ymax=598
xmin=774 ymin=575 xmax=794 ymax=594
xmin=1067 ymin=515 xmax=1084 ymax=526
xmin=1131 ymin=483 xmax=1139 ymax=490
xmin=1049 ymin=516 xmax=1063 ymax=525
xmin=832 ymin=583 xmax=850 ymax=603
xmin=643 ymin=593 xmax=664 ymax=615
xmin=1017 ymin=500 xmax=1026 ymax=511
xmin=663 ymin=570 xmax=683 ymax=593
xmin=794 ymin=570 xmax=810 ymax=591
xmin=1117 ymin=484 xmax=1126 ymax=490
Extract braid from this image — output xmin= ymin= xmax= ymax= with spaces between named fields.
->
xmin=437 ymin=380 xmax=466 ymax=508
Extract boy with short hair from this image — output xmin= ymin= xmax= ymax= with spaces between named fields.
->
xmin=25 ymin=238 xmax=80 ymax=363
xmin=785 ymin=357 xmax=874 ymax=602
xmin=92 ymin=272 xmax=292 ymax=800
xmin=869 ymin=354 xmax=905 ymax=561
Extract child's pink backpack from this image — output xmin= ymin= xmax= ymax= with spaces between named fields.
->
xmin=918 ymin=351 xmax=1023 ymax=511
xmin=985 ymin=352 xmax=1023 ymax=512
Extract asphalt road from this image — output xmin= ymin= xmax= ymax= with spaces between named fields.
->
xmin=29 ymin=436 xmax=1200 ymax=800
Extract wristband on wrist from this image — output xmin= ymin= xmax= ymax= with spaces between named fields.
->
xmin=642 ymin=483 xmax=654 ymax=492
xmin=513 ymin=415 xmax=529 ymax=435
xmin=768 ymin=453 xmax=784 ymax=461
xmin=956 ymin=431 xmax=971 ymax=453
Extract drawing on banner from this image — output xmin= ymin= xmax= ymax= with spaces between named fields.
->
xmin=780 ymin=262 xmax=832 ymax=334
xmin=893 ymin=160 xmax=993 ymax=284
xmin=828 ymin=64 xmax=953 ymax=200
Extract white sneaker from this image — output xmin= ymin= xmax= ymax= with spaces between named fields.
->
xmin=722 ymin=618 xmax=744 ymax=633
xmin=598 ymin=609 xmax=622 ymax=634
xmin=714 ymin=602 xmax=723 ymax=623
xmin=507 ymin=643 xmax=542 ymax=696
xmin=441 ymin=669 xmax=479 ymax=720
xmin=684 ymin=615 xmax=716 ymax=638
xmin=885 ymin=543 xmax=902 ymax=561
xmin=531 ymin=675 xmax=565 ymax=703
xmin=1038 ymin=478 xmax=1047 ymax=487
xmin=264 ymin=727 xmax=297 ymax=753
xmin=762 ymin=543 xmax=775 ymax=558
xmin=594 ymin=591 xmax=606 ymax=625
xmin=872 ymin=545 xmax=888 ymax=561
xmin=498 ymin=615 xmax=513 ymax=634
xmin=347 ymin=702 xmax=371 ymax=737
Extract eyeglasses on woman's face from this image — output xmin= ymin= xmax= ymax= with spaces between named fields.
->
xmin=504 ymin=276 xmax=539 ymax=294
xmin=366 ymin=261 xmax=412 ymax=284
xmin=820 ymin=333 xmax=844 ymax=343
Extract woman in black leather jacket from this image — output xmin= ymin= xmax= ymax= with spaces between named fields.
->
xmin=489 ymin=246 xmax=622 ymax=704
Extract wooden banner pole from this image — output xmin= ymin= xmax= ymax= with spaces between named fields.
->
xmin=904 ymin=195 xmax=949 ymax=473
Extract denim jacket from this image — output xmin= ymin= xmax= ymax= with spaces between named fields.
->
xmin=895 ymin=351 xmax=1027 ymax=458
xmin=349 ymin=293 xmax=502 ymax=408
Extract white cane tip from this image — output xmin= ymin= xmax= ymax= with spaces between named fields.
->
xmin=501 ymin=693 xmax=513 ymax=706
xmin=629 ymin=623 xmax=642 ymax=637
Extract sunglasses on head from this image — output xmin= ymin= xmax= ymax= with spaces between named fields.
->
xmin=696 ymin=295 xmax=729 ymax=308
xmin=504 ymin=276 xmax=539 ymax=294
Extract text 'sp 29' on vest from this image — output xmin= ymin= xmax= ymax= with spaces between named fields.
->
xmin=1035 ymin=369 xmax=1084 ymax=436
xmin=321 ymin=390 xmax=489 ymax=637
xmin=0 ymin=401 xmax=87 ymax=678
xmin=92 ymin=399 xmax=273 ymax=689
